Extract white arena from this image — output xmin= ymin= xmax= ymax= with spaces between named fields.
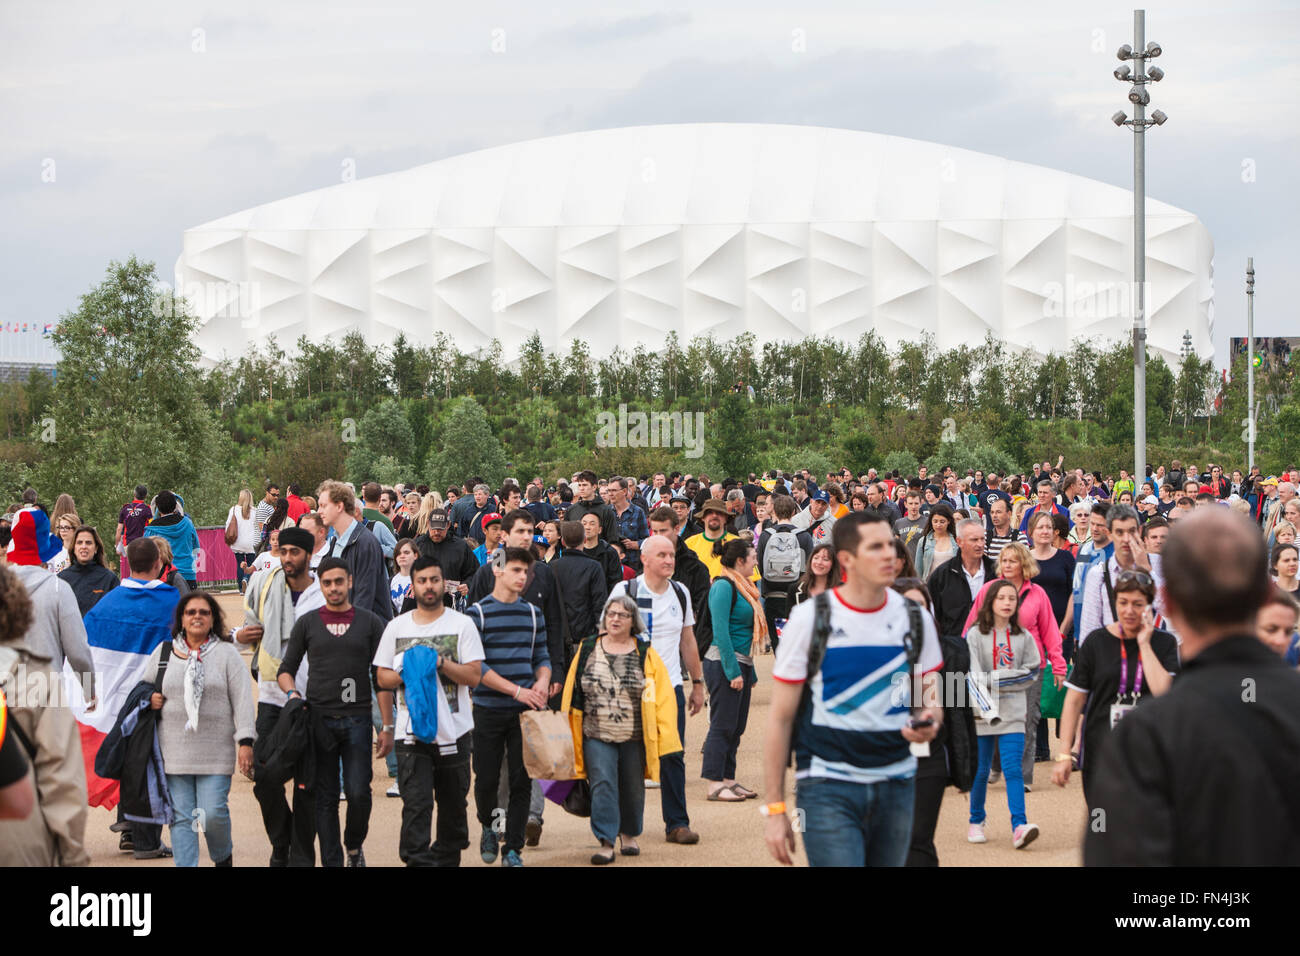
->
xmin=175 ymin=123 xmax=1214 ymax=367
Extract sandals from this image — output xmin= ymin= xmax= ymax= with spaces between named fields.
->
xmin=618 ymin=836 xmax=640 ymax=856
xmin=730 ymin=783 xmax=758 ymax=799
xmin=591 ymin=842 xmax=616 ymax=865
xmin=707 ymin=784 xmax=747 ymax=802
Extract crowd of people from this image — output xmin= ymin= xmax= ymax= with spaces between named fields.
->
xmin=1 ymin=458 xmax=1298 ymax=867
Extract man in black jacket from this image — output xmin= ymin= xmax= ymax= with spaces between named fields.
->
xmin=412 ymin=509 xmax=478 ymax=606
xmin=578 ymin=512 xmax=623 ymax=595
xmin=317 ymin=481 xmax=393 ymax=623
xmin=927 ymin=518 xmax=996 ymax=636
xmin=548 ymin=521 xmax=608 ymax=656
xmin=1085 ymin=509 xmax=1300 ymax=865
xmin=566 ymin=470 xmax=617 ymax=543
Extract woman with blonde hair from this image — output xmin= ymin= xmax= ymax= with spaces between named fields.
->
xmin=226 ymin=490 xmax=258 ymax=594
xmin=151 ymin=538 xmax=190 ymax=594
xmin=961 ymin=541 xmax=1067 ymax=790
xmin=49 ymin=494 xmax=78 ymax=536
xmin=414 ymin=493 xmax=442 ymax=536
xmin=46 ymin=512 xmax=80 ymax=574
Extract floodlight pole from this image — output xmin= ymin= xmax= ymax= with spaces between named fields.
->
xmin=1247 ymin=258 xmax=1255 ymax=470
xmin=1131 ymin=9 xmax=1147 ymax=487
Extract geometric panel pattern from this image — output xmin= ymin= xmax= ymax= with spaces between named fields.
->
xmin=176 ymin=124 xmax=1214 ymax=368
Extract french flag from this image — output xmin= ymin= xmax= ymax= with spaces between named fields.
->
xmin=66 ymin=581 xmax=179 ymax=808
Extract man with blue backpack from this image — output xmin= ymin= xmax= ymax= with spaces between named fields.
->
xmin=374 ymin=555 xmax=484 ymax=866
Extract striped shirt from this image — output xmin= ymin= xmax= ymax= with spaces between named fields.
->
xmin=467 ymin=595 xmax=550 ymax=710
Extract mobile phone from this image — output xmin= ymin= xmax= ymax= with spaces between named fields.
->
xmin=908 ymin=717 xmax=935 ymax=729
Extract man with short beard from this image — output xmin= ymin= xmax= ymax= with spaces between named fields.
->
xmin=238 ymin=526 xmax=324 ymax=866
xmin=410 ymin=509 xmax=478 ymax=607
xmin=374 ymin=556 xmax=484 ymax=866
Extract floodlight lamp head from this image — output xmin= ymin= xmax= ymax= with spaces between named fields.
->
xmin=1112 ymin=111 xmax=1128 ymax=126
xmin=1151 ymin=109 xmax=1167 ymax=125
xmin=1148 ymin=65 xmax=1164 ymax=81
xmin=1117 ymin=43 xmax=1133 ymax=60
xmin=1146 ymin=41 xmax=1162 ymax=58
xmin=1128 ymin=86 xmax=1150 ymax=106
xmin=1114 ymin=64 xmax=1132 ymax=81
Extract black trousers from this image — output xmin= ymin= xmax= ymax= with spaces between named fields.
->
xmin=906 ymin=753 xmax=948 ymax=867
xmin=252 ymin=702 xmax=316 ymax=866
xmin=472 ymin=706 xmax=531 ymax=853
xmin=763 ymin=589 xmax=789 ymax=653
xmin=396 ymin=733 xmax=472 ymax=867
xmin=115 ymin=803 xmax=162 ymax=852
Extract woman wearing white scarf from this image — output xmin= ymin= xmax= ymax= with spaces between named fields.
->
xmin=146 ymin=592 xmax=255 ymax=867
xmin=702 ymin=538 xmax=768 ymax=802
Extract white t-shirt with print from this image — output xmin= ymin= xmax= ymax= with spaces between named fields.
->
xmin=609 ymin=575 xmax=695 ymax=687
xmin=372 ymin=608 xmax=484 ymax=749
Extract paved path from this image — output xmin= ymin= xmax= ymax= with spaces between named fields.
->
xmin=84 ymin=592 xmax=1088 ymax=867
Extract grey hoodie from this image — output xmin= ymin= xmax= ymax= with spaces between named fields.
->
xmin=11 ymin=564 xmax=95 ymax=700
xmin=966 ymin=625 xmax=1040 ymax=736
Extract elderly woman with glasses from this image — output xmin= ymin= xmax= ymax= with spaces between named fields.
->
xmin=561 ymin=594 xmax=680 ymax=864
xmin=145 ymin=591 xmax=255 ymax=867
xmin=1049 ymin=570 xmax=1178 ymax=802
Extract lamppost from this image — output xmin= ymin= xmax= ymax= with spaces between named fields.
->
xmin=1112 ymin=9 xmax=1166 ymax=484
xmin=1247 ymin=259 xmax=1256 ymax=470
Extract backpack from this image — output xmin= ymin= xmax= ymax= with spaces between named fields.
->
xmin=762 ymin=529 xmax=805 ymax=584
xmin=694 ymin=578 xmax=739 ymax=657
xmin=985 ymin=526 xmax=1019 ymax=548
xmin=791 ymin=592 xmax=924 ymax=764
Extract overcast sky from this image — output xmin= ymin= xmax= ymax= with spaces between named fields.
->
xmin=2 ymin=0 xmax=1296 ymax=367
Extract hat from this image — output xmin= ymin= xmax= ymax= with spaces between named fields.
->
xmin=277 ymin=527 xmax=315 ymax=552
xmin=1142 ymin=495 xmax=1159 ymax=505
xmin=481 ymin=512 xmax=503 ymax=530
xmin=699 ymin=499 xmax=729 ymax=517
xmin=428 ymin=509 xmax=449 ymax=530
xmin=1262 ymin=476 xmax=1279 ymax=487
xmin=8 ymin=506 xmax=62 ymax=567
xmin=809 ymin=489 xmax=830 ymax=503
xmin=670 ymin=492 xmax=691 ymax=503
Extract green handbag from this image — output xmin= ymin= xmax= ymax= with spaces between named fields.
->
xmin=1040 ymin=663 xmax=1068 ymax=719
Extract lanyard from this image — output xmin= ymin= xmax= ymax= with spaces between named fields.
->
xmin=1118 ymin=640 xmax=1143 ymax=702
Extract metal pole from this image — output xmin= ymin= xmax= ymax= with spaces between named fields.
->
xmin=1133 ymin=9 xmax=1147 ymax=486
xmin=1247 ymin=258 xmax=1255 ymax=470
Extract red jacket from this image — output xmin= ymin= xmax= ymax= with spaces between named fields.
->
xmin=285 ymin=494 xmax=310 ymax=522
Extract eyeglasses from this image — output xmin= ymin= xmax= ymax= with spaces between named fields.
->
xmin=1115 ymin=570 xmax=1154 ymax=588
xmin=184 ymin=607 xmax=213 ymax=617
xmin=605 ymin=609 xmax=632 ymax=620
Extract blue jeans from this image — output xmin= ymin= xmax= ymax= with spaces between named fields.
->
xmin=313 ymin=713 xmax=374 ymax=866
xmin=371 ymin=691 xmax=397 ymax=778
xmin=583 ymin=737 xmax=645 ymax=846
xmin=166 ymin=773 xmax=233 ymax=867
xmin=234 ymin=553 xmax=255 ymax=592
xmin=796 ymin=775 xmax=915 ymax=867
xmin=658 ymin=684 xmax=690 ymax=832
xmin=969 ymin=733 xmax=1027 ymax=829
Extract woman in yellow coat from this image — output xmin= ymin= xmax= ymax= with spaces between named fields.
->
xmin=561 ymin=594 xmax=681 ymax=864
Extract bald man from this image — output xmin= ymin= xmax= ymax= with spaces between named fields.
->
xmin=1086 ymin=509 xmax=1300 ymax=865
xmin=609 ymin=533 xmax=703 ymax=844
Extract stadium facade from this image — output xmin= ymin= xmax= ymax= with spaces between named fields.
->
xmin=175 ymin=123 xmax=1214 ymax=368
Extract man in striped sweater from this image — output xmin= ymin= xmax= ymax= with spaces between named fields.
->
xmin=466 ymin=547 xmax=552 ymax=867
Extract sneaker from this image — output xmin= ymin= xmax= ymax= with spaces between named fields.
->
xmin=1024 ymin=783 xmax=1032 ymax=793
xmin=347 ymin=848 xmax=366 ymax=867
xmin=118 ymin=832 xmax=134 ymax=853
xmin=967 ymin=823 xmax=987 ymax=844
xmin=988 ymin=771 xmax=1001 ymax=785
xmin=1012 ymin=823 xmax=1040 ymax=849
xmin=386 ymin=782 xmax=400 ymax=798
xmin=501 ymin=849 xmax=524 ymax=867
xmin=339 ymin=790 xmax=347 ymax=801
xmin=480 ymin=828 xmax=500 ymax=864
xmin=132 ymin=845 xmax=173 ymax=860
xmin=645 ymin=779 xmax=661 ymax=789
xmin=525 ymin=818 xmax=543 ymax=847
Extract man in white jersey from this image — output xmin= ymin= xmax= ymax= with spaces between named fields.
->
xmin=608 ymin=534 xmax=704 ymax=845
xmin=762 ymin=511 xmax=943 ymax=867
xmin=374 ymin=555 xmax=484 ymax=866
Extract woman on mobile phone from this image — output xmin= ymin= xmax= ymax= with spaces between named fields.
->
xmin=1050 ymin=571 xmax=1178 ymax=803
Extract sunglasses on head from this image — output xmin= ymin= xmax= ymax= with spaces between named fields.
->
xmin=1115 ymin=570 xmax=1154 ymax=588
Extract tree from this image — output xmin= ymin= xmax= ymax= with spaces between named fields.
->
xmin=31 ymin=256 xmax=234 ymax=534
xmin=709 ymin=391 xmax=758 ymax=478
xmin=345 ymin=399 xmax=416 ymax=486
xmin=840 ymin=425 xmax=877 ymax=475
xmin=424 ymin=398 xmax=509 ymax=490
xmin=1174 ymin=352 xmax=1215 ymax=429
